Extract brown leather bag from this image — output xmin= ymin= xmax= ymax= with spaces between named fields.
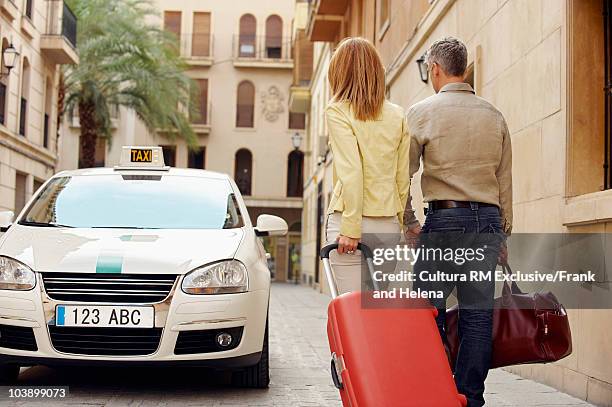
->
xmin=445 ymin=264 xmax=572 ymax=369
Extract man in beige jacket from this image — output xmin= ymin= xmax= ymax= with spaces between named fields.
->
xmin=404 ymin=37 xmax=512 ymax=407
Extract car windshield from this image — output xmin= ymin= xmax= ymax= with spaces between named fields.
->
xmin=20 ymin=174 xmax=244 ymax=229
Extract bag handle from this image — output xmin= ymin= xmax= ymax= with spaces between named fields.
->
xmin=501 ymin=263 xmax=524 ymax=295
xmin=320 ymin=243 xmax=377 ymax=299
xmin=500 ymin=263 xmax=527 ymax=309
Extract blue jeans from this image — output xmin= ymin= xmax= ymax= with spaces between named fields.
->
xmin=414 ymin=203 xmax=503 ymax=407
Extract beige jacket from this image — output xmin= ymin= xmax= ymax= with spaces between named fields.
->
xmin=325 ymin=100 xmax=410 ymax=238
xmin=403 ymin=82 xmax=513 ymax=234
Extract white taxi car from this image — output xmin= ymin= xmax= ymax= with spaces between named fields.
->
xmin=0 ymin=146 xmax=287 ymax=388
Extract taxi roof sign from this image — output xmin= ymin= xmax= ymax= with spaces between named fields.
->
xmin=115 ymin=146 xmax=169 ymax=170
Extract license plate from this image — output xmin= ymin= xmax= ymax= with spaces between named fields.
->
xmin=55 ymin=305 xmax=154 ymax=328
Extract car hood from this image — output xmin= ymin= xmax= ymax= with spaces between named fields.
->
xmin=0 ymin=225 xmax=244 ymax=275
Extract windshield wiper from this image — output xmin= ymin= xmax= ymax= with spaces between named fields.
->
xmin=18 ymin=220 xmax=74 ymax=228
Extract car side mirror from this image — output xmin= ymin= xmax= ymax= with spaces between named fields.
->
xmin=0 ymin=211 xmax=14 ymax=232
xmin=254 ymin=214 xmax=288 ymax=237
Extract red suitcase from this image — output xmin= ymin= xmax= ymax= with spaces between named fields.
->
xmin=321 ymin=243 xmax=467 ymax=407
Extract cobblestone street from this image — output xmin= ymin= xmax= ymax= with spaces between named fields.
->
xmin=7 ymin=283 xmax=594 ymax=406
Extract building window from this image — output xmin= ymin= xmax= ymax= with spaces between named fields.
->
xmin=161 ymin=145 xmax=176 ymax=167
xmin=94 ymin=138 xmax=106 ymax=167
xmin=606 ymin=0 xmax=612 ymax=189
xmin=295 ymin=29 xmax=313 ymax=86
xmin=44 ymin=77 xmax=53 ymax=148
xmin=14 ymin=172 xmax=27 ymax=214
xmin=464 ymin=63 xmax=474 ymax=89
xmin=0 ymin=39 xmax=9 ymax=126
xmin=287 ymin=150 xmax=304 ymax=197
xmin=191 ymin=79 xmax=208 ymax=124
xmin=25 ymin=0 xmax=33 ymax=19
xmin=289 ymin=112 xmax=306 ymax=130
xmin=236 ymin=80 xmax=255 ymax=128
xmin=265 ymin=15 xmax=282 ymax=58
xmin=164 ymin=11 xmax=182 ymax=44
xmin=43 ymin=114 xmax=49 ymax=148
xmin=377 ymin=0 xmax=390 ymax=34
xmin=192 ymin=12 xmax=211 ymax=57
xmin=0 ymin=81 xmax=6 ymax=126
xmin=79 ymin=137 xmax=105 ymax=168
xmin=568 ymin=0 xmax=606 ymax=195
xmin=33 ymin=178 xmax=43 ymax=195
xmin=188 ymin=147 xmax=206 ymax=169
xmin=234 ymin=148 xmax=252 ymax=195
xmin=238 ymin=14 xmax=256 ymax=57
xmin=19 ymin=58 xmax=30 ymax=137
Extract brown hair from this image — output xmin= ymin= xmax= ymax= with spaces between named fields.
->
xmin=328 ymin=37 xmax=385 ymax=121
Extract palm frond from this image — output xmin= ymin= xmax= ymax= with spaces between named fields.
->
xmin=64 ymin=0 xmax=196 ymax=152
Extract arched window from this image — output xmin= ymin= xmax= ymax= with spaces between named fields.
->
xmin=235 ymin=148 xmax=252 ymax=196
xmin=287 ymin=150 xmax=304 ymax=197
xmin=265 ymin=15 xmax=282 ymax=58
xmin=0 ymin=39 xmax=10 ymax=125
xmin=238 ymin=14 xmax=256 ymax=57
xmin=236 ymin=80 xmax=255 ymax=128
xmin=19 ymin=58 xmax=30 ymax=136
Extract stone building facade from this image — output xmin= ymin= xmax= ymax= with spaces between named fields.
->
xmin=294 ymin=0 xmax=612 ymax=404
xmin=0 ymin=0 xmax=78 ymax=215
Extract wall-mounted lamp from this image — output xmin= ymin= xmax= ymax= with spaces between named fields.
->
xmin=291 ymin=132 xmax=303 ymax=150
xmin=1 ymin=43 xmax=19 ymax=77
xmin=416 ymin=53 xmax=428 ymax=83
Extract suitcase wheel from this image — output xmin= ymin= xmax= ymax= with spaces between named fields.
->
xmin=330 ymin=353 xmax=344 ymax=390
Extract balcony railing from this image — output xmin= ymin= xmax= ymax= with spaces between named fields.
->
xmin=169 ymin=33 xmax=214 ymax=63
xmin=45 ymin=0 xmax=77 ymax=48
xmin=232 ymin=35 xmax=293 ymax=65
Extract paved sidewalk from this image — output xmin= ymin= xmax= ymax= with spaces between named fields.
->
xmin=6 ymin=282 xmax=593 ymax=406
xmin=269 ymin=283 xmax=593 ymax=407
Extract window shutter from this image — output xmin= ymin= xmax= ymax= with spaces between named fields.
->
xmin=192 ymin=12 xmax=211 ymax=57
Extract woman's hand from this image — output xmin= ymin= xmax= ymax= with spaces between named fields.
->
xmin=404 ymin=224 xmax=422 ymax=248
xmin=337 ymin=235 xmax=359 ymax=255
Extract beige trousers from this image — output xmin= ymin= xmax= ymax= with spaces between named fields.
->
xmin=324 ymin=212 xmax=401 ymax=295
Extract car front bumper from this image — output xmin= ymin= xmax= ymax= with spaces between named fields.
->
xmin=0 ymin=274 xmax=269 ymax=367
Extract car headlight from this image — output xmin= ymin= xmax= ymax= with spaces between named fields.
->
xmin=0 ymin=256 xmax=36 ymax=290
xmin=182 ymin=260 xmax=247 ymax=294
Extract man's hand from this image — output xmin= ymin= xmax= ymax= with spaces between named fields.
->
xmin=337 ymin=234 xmax=359 ymax=254
xmin=404 ymin=224 xmax=422 ymax=248
xmin=498 ymin=241 xmax=508 ymax=265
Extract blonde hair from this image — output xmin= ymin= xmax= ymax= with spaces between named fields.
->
xmin=328 ymin=37 xmax=385 ymax=121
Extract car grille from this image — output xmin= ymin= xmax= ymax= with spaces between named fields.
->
xmin=42 ymin=273 xmax=177 ymax=303
xmin=0 ymin=325 xmax=37 ymax=351
xmin=48 ymin=326 xmax=162 ymax=356
xmin=174 ymin=327 xmax=244 ymax=355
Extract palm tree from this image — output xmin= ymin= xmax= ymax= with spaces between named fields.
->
xmin=63 ymin=0 xmax=197 ymax=168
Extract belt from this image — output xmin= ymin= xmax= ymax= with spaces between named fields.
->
xmin=429 ymin=200 xmax=498 ymax=211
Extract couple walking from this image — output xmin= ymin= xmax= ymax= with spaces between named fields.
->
xmin=324 ymin=37 xmax=513 ymax=407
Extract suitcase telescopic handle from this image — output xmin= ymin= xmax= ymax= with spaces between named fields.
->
xmin=320 ymin=243 xmax=374 ymax=259
xmin=319 ymin=243 xmax=378 ymax=299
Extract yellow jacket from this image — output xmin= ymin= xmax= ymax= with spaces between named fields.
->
xmin=325 ymin=100 xmax=410 ymax=238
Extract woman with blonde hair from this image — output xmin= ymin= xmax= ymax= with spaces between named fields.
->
xmin=325 ymin=37 xmax=410 ymax=294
